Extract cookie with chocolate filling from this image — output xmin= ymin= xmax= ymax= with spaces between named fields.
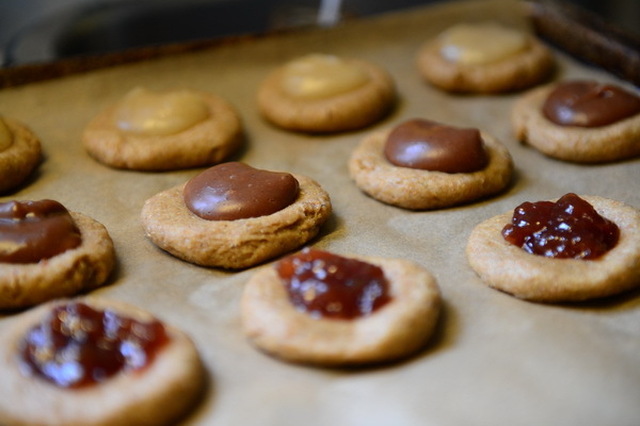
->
xmin=241 ymin=248 xmax=441 ymax=365
xmin=257 ymin=53 xmax=396 ymax=133
xmin=83 ymin=87 xmax=243 ymax=171
xmin=416 ymin=22 xmax=554 ymax=93
xmin=348 ymin=118 xmax=513 ymax=210
xmin=512 ymin=80 xmax=640 ymax=163
xmin=0 ymin=199 xmax=115 ymax=309
xmin=0 ymin=116 xmax=41 ymax=193
xmin=0 ymin=297 xmax=205 ymax=426
xmin=141 ymin=162 xmax=332 ymax=269
xmin=466 ymin=194 xmax=640 ymax=302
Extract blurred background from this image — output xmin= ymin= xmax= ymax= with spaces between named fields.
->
xmin=1 ymin=0 xmax=638 ymax=67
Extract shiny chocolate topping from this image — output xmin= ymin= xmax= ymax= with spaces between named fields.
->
xmin=0 ymin=200 xmax=82 ymax=264
xmin=183 ymin=162 xmax=299 ymax=221
xmin=276 ymin=248 xmax=392 ymax=320
xmin=502 ymin=193 xmax=619 ymax=259
xmin=384 ymin=119 xmax=488 ymax=173
xmin=19 ymin=302 xmax=170 ymax=388
xmin=542 ymin=80 xmax=640 ymax=127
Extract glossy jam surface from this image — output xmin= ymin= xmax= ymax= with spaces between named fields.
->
xmin=276 ymin=248 xmax=392 ymax=320
xmin=115 ymin=87 xmax=210 ymax=136
xmin=0 ymin=117 xmax=12 ymax=152
xmin=281 ymin=54 xmax=370 ymax=100
xmin=502 ymin=193 xmax=619 ymax=259
xmin=384 ymin=119 xmax=488 ymax=173
xmin=20 ymin=302 xmax=170 ymax=388
xmin=543 ymin=81 xmax=640 ymax=127
xmin=439 ymin=22 xmax=527 ymax=65
xmin=183 ymin=162 xmax=299 ymax=221
xmin=0 ymin=200 xmax=82 ymax=264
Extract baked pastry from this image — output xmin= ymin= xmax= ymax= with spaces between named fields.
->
xmin=416 ymin=22 xmax=554 ymax=93
xmin=0 ymin=297 xmax=205 ymax=425
xmin=466 ymin=193 xmax=640 ymax=302
xmin=83 ymin=87 xmax=243 ymax=171
xmin=257 ymin=53 xmax=396 ymax=133
xmin=241 ymin=248 xmax=441 ymax=366
xmin=348 ymin=118 xmax=513 ymax=210
xmin=0 ymin=116 xmax=42 ymax=193
xmin=0 ymin=199 xmax=115 ymax=309
xmin=141 ymin=162 xmax=332 ymax=269
xmin=512 ymin=80 xmax=640 ymax=163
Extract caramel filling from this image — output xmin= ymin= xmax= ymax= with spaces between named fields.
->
xmin=281 ymin=54 xmax=370 ymax=100
xmin=0 ymin=118 xmax=13 ymax=152
xmin=439 ymin=22 xmax=527 ymax=65
xmin=114 ymin=87 xmax=210 ymax=136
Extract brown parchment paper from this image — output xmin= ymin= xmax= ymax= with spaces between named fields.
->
xmin=1 ymin=1 xmax=639 ymax=425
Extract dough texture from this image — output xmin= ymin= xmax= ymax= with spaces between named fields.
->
xmin=0 ymin=117 xmax=41 ymax=193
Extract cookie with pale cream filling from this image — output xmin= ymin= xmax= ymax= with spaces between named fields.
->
xmin=416 ymin=22 xmax=554 ymax=93
xmin=0 ymin=116 xmax=41 ymax=193
xmin=83 ymin=87 xmax=243 ymax=171
xmin=257 ymin=54 xmax=396 ymax=133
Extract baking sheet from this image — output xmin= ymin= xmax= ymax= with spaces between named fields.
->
xmin=1 ymin=0 xmax=639 ymax=425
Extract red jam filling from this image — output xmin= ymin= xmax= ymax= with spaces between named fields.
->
xmin=183 ymin=162 xmax=299 ymax=221
xmin=276 ymin=248 xmax=392 ymax=320
xmin=0 ymin=200 xmax=82 ymax=264
xmin=384 ymin=119 xmax=488 ymax=173
xmin=19 ymin=302 xmax=170 ymax=388
xmin=542 ymin=80 xmax=640 ymax=128
xmin=502 ymin=193 xmax=619 ymax=259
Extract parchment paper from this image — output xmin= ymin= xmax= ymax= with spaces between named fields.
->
xmin=1 ymin=1 xmax=639 ymax=425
